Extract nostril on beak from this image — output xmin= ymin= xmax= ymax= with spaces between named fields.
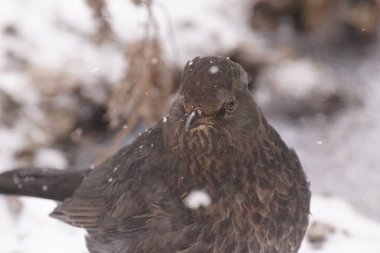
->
xmin=185 ymin=108 xmax=201 ymax=131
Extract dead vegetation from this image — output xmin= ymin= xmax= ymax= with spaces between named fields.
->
xmin=307 ymin=220 xmax=337 ymax=249
xmin=108 ymin=39 xmax=174 ymax=128
xmin=85 ymin=0 xmax=115 ymax=44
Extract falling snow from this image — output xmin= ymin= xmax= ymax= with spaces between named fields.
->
xmin=91 ymin=67 xmax=99 ymax=74
xmin=0 ymin=0 xmax=380 ymax=253
xmin=74 ymin=128 xmax=83 ymax=136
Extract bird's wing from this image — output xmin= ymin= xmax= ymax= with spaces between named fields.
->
xmin=50 ymin=124 xmax=166 ymax=231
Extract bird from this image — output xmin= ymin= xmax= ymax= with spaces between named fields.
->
xmin=0 ymin=56 xmax=311 ymax=253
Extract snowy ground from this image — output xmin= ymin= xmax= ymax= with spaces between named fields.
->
xmin=1 ymin=0 xmax=380 ymax=252
xmin=1 ymin=195 xmax=380 ymax=253
xmin=0 ymin=197 xmax=87 ymax=253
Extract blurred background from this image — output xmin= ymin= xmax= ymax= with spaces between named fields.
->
xmin=0 ymin=0 xmax=380 ymax=252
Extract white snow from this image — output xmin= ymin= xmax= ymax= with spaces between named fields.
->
xmin=184 ymin=190 xmax=212 ymax=209
xmin=300 ymin=196 xmax=380 ymax=253
xmin=208 ymin=65 xmax=219 ymax=74
xmin=269 ymin=59 xmax=327 ymax=98
xmin=0 ymin=128 xmax=27 ymax=171
xmin=0 ymin=197 xmax=86 ymax=253
xmin=256 ymin=58 xmax=339 ymax=117
xmin=33 ymin=148 xmax=68 ymax=169
xmin=275 ymin=70 xmax=380 ymax=221
xmin=0 ymin=0 xmax=380 ymax=252
xmin=1 ymin=195 xmax=379 ymax=253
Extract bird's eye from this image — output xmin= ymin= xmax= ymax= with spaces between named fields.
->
xmin=225 ymin=97 xmax=236 ymax=113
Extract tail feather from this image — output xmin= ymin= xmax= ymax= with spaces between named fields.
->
xmin=0 ymin=168 xmax=90 ymax=201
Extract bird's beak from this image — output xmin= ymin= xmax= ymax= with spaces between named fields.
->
xmin=185 ymin=108 xmax=201 ymax=131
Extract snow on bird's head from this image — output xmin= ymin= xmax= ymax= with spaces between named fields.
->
xmin=208 ymin=65 xmax=219 ymax=74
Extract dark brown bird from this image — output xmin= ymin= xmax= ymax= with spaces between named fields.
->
xmin=0 ymin=56 xmax=310 ymax=253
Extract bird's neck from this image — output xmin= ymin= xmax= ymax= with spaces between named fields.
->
xmin=167 ymin=125 xmax=251 ymax=161
xmin=165 ymin=127 xmax=255 ymax=193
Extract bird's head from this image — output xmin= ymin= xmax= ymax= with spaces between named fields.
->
xmin=165 ymin=56 xmax=264 ymax=156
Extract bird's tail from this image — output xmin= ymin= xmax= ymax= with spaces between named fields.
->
xmin=0 ymin=168 xmax=90 ymax=201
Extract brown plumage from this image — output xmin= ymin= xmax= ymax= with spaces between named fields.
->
xmin=0 ymin=56 xmax=311 ymax=253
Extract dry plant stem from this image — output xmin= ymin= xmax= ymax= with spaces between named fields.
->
xmin=101 ymin=40 xmax=160 ymax=162
xmin=85 ymin=0 xmax=114 ymax=43
xmin=105 ymin=0 xmax=173 ymax=159
xmin=104 ymin=39 xmax=171 ymax=161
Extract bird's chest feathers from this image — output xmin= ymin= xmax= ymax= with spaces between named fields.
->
xmin=184 ymin=190 xmax=260 ymax=242
xmin=182 ymin=126 xmax=227 ymax=156
xmin=175 ymin=150 xmax=280 ymax=237
xmin=177 ymin=154 xmax=261 ymax=220
xmin=178 ymin=128 xmax=251 ymax=176
xmin=168 ymin=128 xmax=286 ymax=239
xmin=175 ymin=131 xmax=256 ymax=204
